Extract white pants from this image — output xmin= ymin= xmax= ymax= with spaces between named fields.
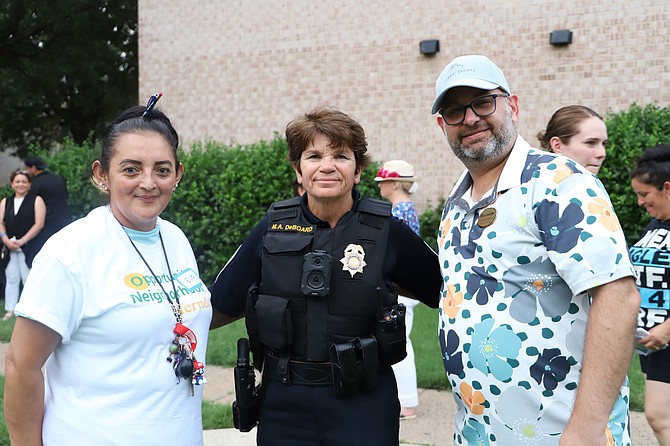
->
xmin=5 ymin=250 xmax=30 ymax=312
xmin=392 ymin=295 xmax=420 ymax=408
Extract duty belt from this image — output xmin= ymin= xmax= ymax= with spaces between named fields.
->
xmin=263 ymin=354 xmax=332 ymax=386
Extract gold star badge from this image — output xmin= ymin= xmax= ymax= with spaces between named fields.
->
xmin=340 ymin=244 xmax=367 ymax=277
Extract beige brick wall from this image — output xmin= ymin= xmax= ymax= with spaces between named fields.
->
xmin=139 ymin=0 xmax=670 ymax=211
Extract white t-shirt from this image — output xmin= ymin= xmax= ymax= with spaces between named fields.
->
xmin=16 ymin=206 xmax=212 ymax=446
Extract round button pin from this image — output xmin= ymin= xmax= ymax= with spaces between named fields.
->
xmin=478 ymin=208 xmax=497 ymax=228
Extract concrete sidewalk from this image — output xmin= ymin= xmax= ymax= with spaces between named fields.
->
xmin=0 ymin=343 xmax=656 ymax=445
xmin=201 ymin=363 xmax=657 ymax=446
xmin=201 ymin=364 xmax=457 ymax=446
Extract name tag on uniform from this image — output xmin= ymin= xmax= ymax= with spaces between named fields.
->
xmin=640 ymin=288 xmax=670 ymax=310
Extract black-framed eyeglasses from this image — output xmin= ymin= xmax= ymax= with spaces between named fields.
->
xmin=439 ymin=93 xmax=509 ymax=126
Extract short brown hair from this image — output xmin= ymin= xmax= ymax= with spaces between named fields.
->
xmin=537 ymin=105 xmax=602 ymax=151
xmin=285 ymin=106 xmax=371 ymax=173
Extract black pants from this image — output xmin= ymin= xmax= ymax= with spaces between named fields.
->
xmin=256 ymin=367 xmax=400 ymax=446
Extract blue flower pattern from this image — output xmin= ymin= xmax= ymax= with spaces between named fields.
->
xmin=466 ymin=266 xmax=498 ymax=305
xmin=529 ymin=348 xmax=570 ymax=392
xmin=438 ymin=138 xmax=635 ymax=445
xmin=439 ymin=327 xmax=464 ymax=377
xmin=469 ymin=318 xmax=521 ymax=382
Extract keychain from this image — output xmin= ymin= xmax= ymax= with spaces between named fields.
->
xmin=166 ymin=323 xmax=206 ymax=396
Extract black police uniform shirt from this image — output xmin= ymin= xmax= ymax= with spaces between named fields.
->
xmin=210 ymin=191 xmax=441 ymax=319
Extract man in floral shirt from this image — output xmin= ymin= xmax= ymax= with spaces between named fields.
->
xmin=432 ymin=55 xmax=640 ymax=446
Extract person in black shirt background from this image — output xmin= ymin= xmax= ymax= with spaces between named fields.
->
xmin=24 ymin=155 xmax=72 ymax=258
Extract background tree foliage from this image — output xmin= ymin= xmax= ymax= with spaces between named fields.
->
xmin=600 ymin=103 xmax=670 ymax=244
xmin=0 ymin=0 xmax=137 ymax=156
xmin=3 ymin=102 xmax=667 ymax=282
xmin=0 ymin=135 xmax=383 ymax=283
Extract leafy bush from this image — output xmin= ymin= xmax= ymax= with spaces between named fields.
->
xmin=600 ymin=103 xmax=670 ymax=243
xmin=11 ymin=101 xmax=669 ymax=282
xmin=420 ymin=198 xmax=446 ymax=251
xmin=2 ymin=134 xmax=381 ymax=284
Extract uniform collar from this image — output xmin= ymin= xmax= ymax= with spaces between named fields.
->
xmin=300 ymin=190 xmax=361 ymax=227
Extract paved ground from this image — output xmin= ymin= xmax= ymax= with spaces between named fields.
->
xmin=0 ymin=343 xmax=657 ymax=445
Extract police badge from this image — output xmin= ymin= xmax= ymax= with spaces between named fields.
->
xmin=340 ymin=244 xmax=366 ymax=277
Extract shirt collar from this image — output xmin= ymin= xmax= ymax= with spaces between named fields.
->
xmin=447 ymin=135 xmax=533 ymax=210
xmin=300 ymin=189 xmax=361 ymax=227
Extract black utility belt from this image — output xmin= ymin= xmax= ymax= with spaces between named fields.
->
xmin=264 ymin=354 xmax=333 ymax=386
xmin=263 ymin=336 xmax=380 ymax=399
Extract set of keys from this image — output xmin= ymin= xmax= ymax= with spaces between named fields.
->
xmin=167 ymin=323 xmax=207 ymax=396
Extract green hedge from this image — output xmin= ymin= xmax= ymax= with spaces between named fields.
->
xmin=1 ymin=135 xmax=383 ymax=284
xmin=600 ymin=103 xmax=670 ymax=243
xmin=6 ymin=102 xmax=668 ymax=282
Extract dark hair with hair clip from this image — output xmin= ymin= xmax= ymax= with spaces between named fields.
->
xmin=630 ymin=144 xmax=670 ymax=190
xmin=96 ymin=100 xmax=180 ymax=175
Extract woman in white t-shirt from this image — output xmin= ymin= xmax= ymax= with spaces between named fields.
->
xmin=4 ymin=94 xmax=212 ymax=446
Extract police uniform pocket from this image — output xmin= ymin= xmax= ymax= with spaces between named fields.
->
xmin=263 ymin=232 xmax=312 ymax=254
xmin=262 ymin=233 xmax=313 ymax=297
xmin=255 ymin=294 xmax=293 ymax=350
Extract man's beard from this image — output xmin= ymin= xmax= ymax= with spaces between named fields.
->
xmin=447 ymin=107 xmax=516 ymax=166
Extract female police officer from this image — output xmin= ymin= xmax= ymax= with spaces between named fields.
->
xmin=210 ymin=106 xmax=442 ymax=446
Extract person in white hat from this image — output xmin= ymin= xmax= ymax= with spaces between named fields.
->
xmin=375 ymin=160 xmax=420 ymax=419
xmin=432 ymin=55 xmax=640 ymax=445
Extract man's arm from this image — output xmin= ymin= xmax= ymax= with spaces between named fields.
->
xmin=560 ymin=276 xmax=640 ymax=445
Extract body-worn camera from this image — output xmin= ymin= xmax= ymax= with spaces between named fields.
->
xmin=301 ymin=250 xmax=333 ymax=297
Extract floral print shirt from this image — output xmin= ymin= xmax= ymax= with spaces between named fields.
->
xmin=392 ymin=201 xmax=420 ymax=235
xmin=437 ymin=136 xmax=636 ymax=446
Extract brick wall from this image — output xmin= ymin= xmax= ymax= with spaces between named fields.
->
xmin=138 ymin=0 xmax=670 ymax=210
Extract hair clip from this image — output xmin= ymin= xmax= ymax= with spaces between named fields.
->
xmin=142 ymin=92 xmax=163 ymax=118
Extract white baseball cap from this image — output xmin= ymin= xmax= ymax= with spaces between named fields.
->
xmin=431 ymin=55 xmax=511 ymax=114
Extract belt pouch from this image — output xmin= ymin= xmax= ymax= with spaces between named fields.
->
xmin=329 ymin=336 xmax=379 ymax=399
xmin=255 ymin=294 xmax=293 ymax=350
xmin=355 ymin=336 xmax=379 ymax=392
xmin=330 ymin=340 xmax=358 ymax=399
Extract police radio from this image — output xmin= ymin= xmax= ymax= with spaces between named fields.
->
xmin=301 ymin=250 xmax=333 ymax=297
xmin=374 ymin=287 xmax=407 ymax=366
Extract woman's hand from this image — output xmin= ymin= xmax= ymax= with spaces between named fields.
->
xmin=7 ymin=238 xmax=22 ymax=251
xmin=641 ymin=320 xmax=670 ymax=351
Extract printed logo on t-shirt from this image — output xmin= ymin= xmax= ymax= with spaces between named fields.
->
xmin=631 ymin=228 xmax=670 ymax=310
xmin=123 ymin=270 xmax=208 ymax=313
